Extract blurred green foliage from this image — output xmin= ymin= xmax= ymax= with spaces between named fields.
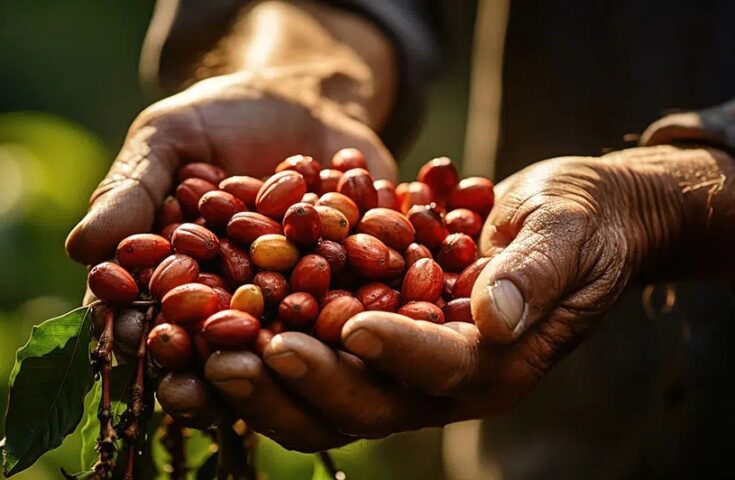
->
xmin=0 ymin=0 xmax=469 ymax=477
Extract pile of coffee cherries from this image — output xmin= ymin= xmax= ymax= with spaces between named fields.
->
xmin=87 ymin=149 xmax=494 ymax=372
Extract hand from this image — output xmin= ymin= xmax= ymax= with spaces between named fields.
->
xmin=205 ymin=145 xmax=735 ymax=452
xmin=66 ymin=2 xmax=397 ymax=266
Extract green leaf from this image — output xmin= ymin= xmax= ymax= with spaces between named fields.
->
xmin=1 ymin=306 xmax=94 ymax=476
xmin=185 ymin=428 xmax=216 ymax=476
xmin=79 ymin=364 xmax=136 ymax=470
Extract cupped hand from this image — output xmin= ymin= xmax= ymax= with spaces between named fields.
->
xmin=203 ymin=146 xmax=711 ymax=452
xmin=65 ymin=71 xmax=396 ymax=265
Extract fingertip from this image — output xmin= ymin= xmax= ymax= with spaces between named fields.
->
xmin=204 ymin=350 xmax=260 ymax=401
xmin=471 ymin=266 xmax=528 ymax=344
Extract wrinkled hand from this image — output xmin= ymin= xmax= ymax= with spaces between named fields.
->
xmin=65 ymin=71 xmax=396 ymax=265
xmin=205 ymin=147 xmax=701 ymax=452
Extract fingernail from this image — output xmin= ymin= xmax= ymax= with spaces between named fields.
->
xmin=343 ymin=329 xmax=383 ymax=359
xmin=488 ymin=279 xmax=525 ymax=332
xmin=265 ymin=352 xmax=308 ymax=379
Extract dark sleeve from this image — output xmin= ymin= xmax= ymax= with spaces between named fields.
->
xmin=699 ymin=99 xmax=735 ymax=151
xmin=323 ymin=1 xmax=443 ymax=154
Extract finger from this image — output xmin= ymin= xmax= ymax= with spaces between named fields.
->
xmin=65 ymin=108 xmax=208 ymax=265
xmin=640 ymin=111 xmax=721 ymax=146
xmin=340 ymin=312 xmax=482 ymax=396
xmin=263 ymin=332 xmax=456 ymax=437
xmin=471 ymin=202 xmax=593 ymax=344
xmin=205 ymin=350 xmax=349 ymax=452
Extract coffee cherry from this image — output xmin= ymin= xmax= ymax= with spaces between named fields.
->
xmin=212 ymin=286 xmax=233 ymax=311
xmin=219 ymin=238 xmax=253 ymax=286
xmin=314 ymin=296 xmax=364 ymax=343
xmin=437 ymin=233 xmax=478 ymax=272
xmin=202 ymin=309 xmax=260 ymax=346
xmin=316 ymin=192 xmax=360 ymax=227
xmin=157 ymin=196 xmax=184 ymax=229
xmin=219 ymin=176 xmax=264 ymax=209
xmin=396 ymin=182 xmax=409 ymax=205
xmin=176 ymin=178 xmax=217 ymax=216
xmin=447 ymin=177 xmax=494 ymax=215
xmin=331 ymin=148 xmax=367 ymax=171
xmin=278 ymin=292 xmax=319 ymax=327
xmin=443 ymin=298 xmax=473 ymax=323
xmin=198 ymin=190 xmax=246 ymax=227
xmin=256 ymin=170 xmax=307 ymax=219
xmin=290 ymin=254 xmax=330 ymax=299
xmin=156 ymin=372 xmax=215 ymax=428
xmin=343 ymin=234 xmax=390 ymax=279
xmin=147 ymin=323 xmax=192 ymax=370
xmin=356 ymin=282 xmax=401 ymax=312
xmin=407 ymin=204 xmax=448 ymax=248
xmin=313 ymin=240 xmax=347 ymax=274
xmin=161 ymin=283 xmax=219 ymax=324
xmin=402 ymin=258 xmax=443 ymax=302
xmin=319 ymin=169 xmax=343 ymax=194
xmin=445 ymin=208 xmax=483 ymax=237
xmin=196 ymin=272 xmax=229 ymax=290
xmin=88 ymin=262 xmax=138 ymax=303
xmin=137 ymin=268 xmax=154 ymax=290
xmin=357 ymin=208 xmax=415 ymax=250
xmin=276 ymin=154 xmax=321 ymax=192
xmin=230 ymin=284 xmax=265 ymax=318
xmin=249 ymin=234 xmax=299 ymax=271
xmin=149 ymin=254 xmax=200 ymax=299
xmin=405 ymin=243 xmax=433 ymax=267
xmin=443 ymin=272 xmax=458 ymax=299
xmin=452 ymin=257 xmax=491 ymax=298
xmin=160 ymin=223 xmax=182 ymax=242
xmin=400 ymin=182 xmax=435 ymax=213
xmin=374 ymin=179 xmax=400 ymax=210
xmin=314 ymin=206 xmax=349 ymax=241
xmin=320 ymin=289 xmax=352 ymax=307
xmin=172 ymin=223 xmax=220 ymax=261
xmin=384 ymin=247 xmax=406 ymax=279
xmin=417 ymin=157 xmax=459 ymax=196
xmin=255 ymin=329 xmax=276 ymax=355
xmin=301 ymin=192 xmax=319 ymax=205
xmin=283 ymin=202 xmax=321 ymax=245
xmin=253 ymin=271 xmax=289 ymax=306
xmin=113 ymin=308 xmax=145 ymax=359
xmin=116 ymin=233 xmax=172 ymax=269
xmin=397 ymin=301 xmax=445 ymax=324
xmin=227 ymin=211 xmax=282 ymax=245
xmin=337 ymin=168 xmax=378 ymax=213
xmin=178 ymin=162 xmax=227 ymax=185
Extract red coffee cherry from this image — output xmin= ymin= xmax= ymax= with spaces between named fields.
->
xmin=343 ymin=234 xmax=390 ymax=279
xmin=253 ymin=271 xmax=289 ymax=306
xmin=315 ymin=296 xmax=364 ymax=344
xmin=255 ymin=328 xmax=276 ymax=355
xmin=219 ymin=176 xmax=264 ymax=209
xmin=255 ymin=170 xmax=307 ymax=219
xmin=116 ymin=234 xmax=172 ymax=269
xmin=356 ymin=282 xmax=401 ymax=312
xmin=176 ymin=178 xmax=217 ymax=216
xmin=417 ymin=157 xmax=459 ymax=196
xmin=301 ymin=192 xmax=319 ymax=205
xmin=384 ymin=247 xmax=406 ymax=279
xmin=161 ymin=283 xmax=219 ymax=324
xmin=171 ymin=223 xmax=220 ymax=261
xmin=402 ymin=258 xmax=444 ymax=302
xmin=437 ymin=233 xmax=478 ymax=272
xmin=452 ymin=257 xmax=491 ymax=298
xmin=282 ymin=202 xmax=321 ymax=245
xmin=443 ymin=298 xmax=473 ymax=323
xmin=160 ymin=223 xmax=181 ymax=242
xmin=313 ymin=240 xmax=348 ymax=274
xmin=195 ymin=272 xmax=229 ymax=290
xmin=276 ymin=154 xmax=321 ymax=192
xmin=178 ymin=162 xmax=227 ymax=185
xmin=407 ymin=204 xmax=449 ymax=248
xmin=337 ymin=168 xmax=378 ymax=213
xmin=147 ymin=323 xmax=192 ymax=370
xmin=331 ymin=148 xmax=367 ymax=172
xmin=445 ymin=208 xmax=483 ymax=237
xmin=374 ymin=179 xmax=400 ymax=210
xmin=319 ymin=169 xmax=343 ymax=194
xmin=443 ymin=272 xmax=459 ymax=299
xmin=201 ymin=309 xmax=260 ymax=346
xmin=316 ymin=192 xmax=360 ymax=227
xmin=447 ymin=177 xmax=495 ymax=215
xmin=198 ymin=190 xmax=246 ymax=227
xmin=405 ymin=242 xmax=433 ymax=267
xmin=149 ymin=254 xmax=200 ymax=299
xmin=278 ymin=292 xmax=319 ymax=327
xmin=227 ymin=211 xmax=283 ymax=245
xmin=212 ymin=286 xmax=233 ymax=311
xmin=290 ymin=254 xmax=331 ymax=299
xmin=400 ymin=181 xmax=435 ymax=214
xmin=88 ymin=262 xmax=138 ymax=303
xmin=157 ymin=196 xmax=184 ymax=229
xmin=397 ymin=301 xmax=445 ymax=324
xmin=320 ymin=289 xmax=353 ymax=307
xmin=219 ymin=238 xmax=253 ymax=286
xmin=358 ymin=208 xmax=415 ymax=251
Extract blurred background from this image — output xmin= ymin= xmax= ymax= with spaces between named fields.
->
xmin=0 ymin=0 xmax=472 ymax=478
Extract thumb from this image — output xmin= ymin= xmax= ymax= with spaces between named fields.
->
xmin=66 ymin=108 xmax=208 ymax=265
xmin=470 ymin=204 xmax=591 ymax=344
